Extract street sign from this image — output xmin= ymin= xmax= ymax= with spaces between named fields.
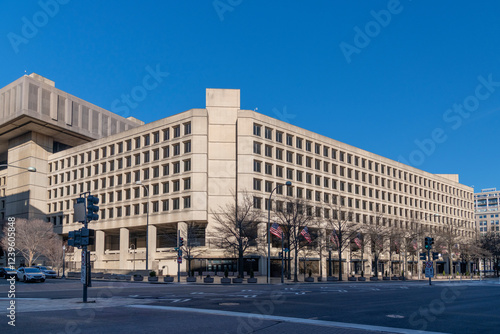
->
xmin=425 ymin=261 xmax=434 ymax=278
xmin=81 ymin=251 xmax=87 ymax=284
xmin=177 ymin=256 xmax=182 ymax=264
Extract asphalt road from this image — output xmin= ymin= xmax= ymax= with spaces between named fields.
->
xmin=0 ymin=278 xmax=499 ymax=333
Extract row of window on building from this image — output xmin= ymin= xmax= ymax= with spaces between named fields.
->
xmin=49 ymin=196 xmax=192 ymax=225
xmin=252 ymin=123 xmax=470 ymax=200
xmin=49 ymin=159 xmax=192 ymax=199
xmin=48 ymin=176 xmax=191 ymax=210
xmin=49 ymin=122 xmax=192 ymax=173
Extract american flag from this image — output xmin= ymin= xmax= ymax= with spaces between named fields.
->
xmin=270 ymin=223 xmax=283 ymax=239
xmin=440 ymin=245 xmax=447 ymax=254
xmin=301 ymin=227 xmax=312 ymax=243
xmin=330 ymin=230 xmax=339 ymax=247
xmin=394 ymin=240 xmax=399 ymax=252
xmin=375 ymin=236 xmax=383 ymax=250
xmin=412 ymin=239 xmax=418 ymax=251
xmin=354 ymin=234 xmax=362 ymax=249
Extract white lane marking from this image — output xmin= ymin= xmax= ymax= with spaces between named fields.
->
xmin=127 ymin=305 xmax=448 ymax=334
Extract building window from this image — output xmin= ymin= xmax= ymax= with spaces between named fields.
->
xmin=144 ymin=134 xmax=150 ymax=146
xmin=253 ymin=179 xmax=262 ymax=191
xmin=276 ymin=131 xmax=283 ymax=143
xmin=173 ymin=162 xmax=180 ymax=174
xmin=184 ymin=122 xmax=191 ymax=135
xmin=265 ymin=163 xmax=273 ymax=175
xmin=254 ymin=160 xmax=261 ymax=173
xmin=163 ymin=128 xmax=170 ymax=140
xmin=286 ymin=134 xmax=293 ymax=146
xmin=184 ymin=141 xmax=191 ymax=153
xmin=173 ymin=180 xmax=180 ymax=192
xmin=184 ymin=178 xmax=191 ymax=190
xmin=173 ymin=198 xmax=180 ymax=210
xmin=162 ymin=200 xmax=169 ymax=211
xmin=265 ymin=145 xmax=273 ymax=158
xmin=184 ymin=159 xmax=191 ymax=172
xmin=173 ymin=144 xmax=181 ymax=156
xmin=253 ymin=197 xmax=262 ymax=209
xmin=173 ymin=126 xmax=181 ymax=138
xmin=265 ymin=127 xmax=272 ymax=139
xmin=253 ymin=142 xmax=262 ymax=154
xmin=184 ymin=196 xmax=191 ymax=208
xmin=253 ymin=123 xmax=261 ymax=136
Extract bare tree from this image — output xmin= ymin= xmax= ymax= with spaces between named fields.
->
xmin=362 ymin=214 xmax=386 ymax=278
xmin=210 ymin=193 xmax=263 ymax=278
xmin=183 ymin=222 xmax=207 ymax=276
xmin=273 ymin=197 xmax=315 ymax=282
xmin=1 ymin=219 xmax=57 ymax=266
xmin=321 ymin=197 xmax=359 ymax=281
xmin=435 ymin=226 xmax=462 ymax=277
xmin=479 ymin=232 xmax=500 ymax=277
xmin=42 ymin=235 xmax=64 ymax=274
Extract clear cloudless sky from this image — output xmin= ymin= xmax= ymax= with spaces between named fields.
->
xmin=1 ymin=0 xmax=500 ymax=192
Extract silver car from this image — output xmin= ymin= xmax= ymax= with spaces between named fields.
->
xmin=35 ymin=266 xmax=57 ymax=279
xmin=16 ymin=267 xmax=45 ymax=282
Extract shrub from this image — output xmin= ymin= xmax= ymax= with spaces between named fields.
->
xmin=149 ymin=271 xmax=156 ymax=277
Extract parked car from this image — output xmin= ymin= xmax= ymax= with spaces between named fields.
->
xmin=16 ymin=267 xmax=45 ymax=282
xmin=35 ymin=266 xmax=57 ymax=278
xmin=0 ymin=267 xmax=17 ymax=279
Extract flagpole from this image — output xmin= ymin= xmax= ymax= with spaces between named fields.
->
xmin=281 ymin=232 xmax=284 ymax=284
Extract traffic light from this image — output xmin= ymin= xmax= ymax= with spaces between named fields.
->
xmin=425 ymin=237 xmax=434 ymax=250
xmin=432 ymin=252 xmax=439 ymax=260
xmin=179 ymin=237 xmax=184 ymax=247
xmin=81 ymin=228 xmax=95 ymax=246
xmin=68 ymin=231 xmax=76 ymax=247
xmin=87 ymin=195 xmax=99 ymax=221
xmin=420 ymin=252 xmax=427 ymax=260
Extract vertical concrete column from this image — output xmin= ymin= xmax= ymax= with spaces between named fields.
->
xmin=94 ymin=230 xmax=105 ymax=269
xmin=6 ymin=132 xmax=52 ymax=219
xmin=177 ymin=222 xmax=187 ymax=273
xmin=258 ymin=222 xmax=267 ymax=275
xmin=119 ymin=228 xmax=130 ymax=270
xmin=320 ymin=228 xmax=326 ymax=278
xmin=148 ymin=224 xmax=157 ymax=271
xmin=365 ymin=237 xmax=373 ymax=277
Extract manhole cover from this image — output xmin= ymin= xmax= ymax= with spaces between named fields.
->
xmin=386 ymin=314 xmax=405 ymax=319
xmin=219 ymin=303 xmax=240 ymax=306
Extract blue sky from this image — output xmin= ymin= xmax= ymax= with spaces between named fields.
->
xmin=2 ymin=0 xmax=500 ymax=192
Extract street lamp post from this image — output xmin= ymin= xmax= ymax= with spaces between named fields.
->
xmin=267 ymin=181 xmax=291 ymax=284
xmin=0 ymin=164 xmax=37 ymax=172
xmin=135 ymin=181 xmax=150 ymax=271
xmin=130 ymin=244 xmax=136 ymax=272
xmin=62 ymin=245 xmax=66 ymax=279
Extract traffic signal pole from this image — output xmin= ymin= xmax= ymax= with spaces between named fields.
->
xmin=428 ymin=248 xmax=431 ymax=286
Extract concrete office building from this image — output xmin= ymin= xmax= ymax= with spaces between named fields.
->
xmin=0 ymin=73 xmax=476 ymax=277
xmin=475 ymin=188 xmax=500 ymax=235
